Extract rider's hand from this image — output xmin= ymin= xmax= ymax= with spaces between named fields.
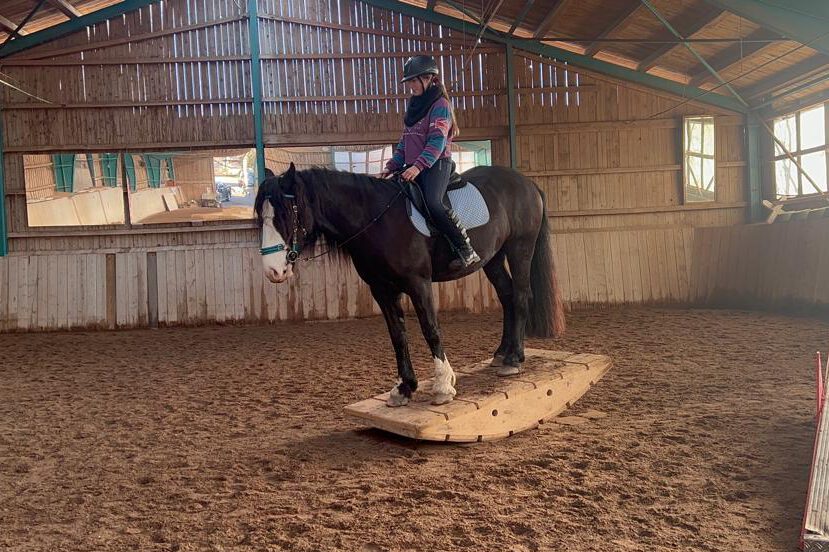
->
xmin=401 ymin=166 xmax=421 ymax=182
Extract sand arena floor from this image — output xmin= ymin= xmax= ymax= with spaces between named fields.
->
xmin=0 ymin=307 xmax=820 ymax=551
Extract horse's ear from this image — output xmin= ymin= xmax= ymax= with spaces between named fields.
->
xmin=282 ymin=162 xmax=299 ymax=195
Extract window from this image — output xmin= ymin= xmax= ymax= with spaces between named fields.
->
xmin=128 ymin=148 xmax=257 ymax=225
xmin=773 ymin=104 xmax=828 ymax=198
xmin=452 ymin=141 xmax=492 ymax=172
xmin=332 ymin=146 xmax=394 ymax=174
xmin=24 ymin=153 xmax=126 ymax=227
xmin=683 ymin=116 xmax=716 ymax=203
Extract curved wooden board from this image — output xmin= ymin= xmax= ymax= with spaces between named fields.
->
xmin=344 ymin=348 xmax=612 ymax=442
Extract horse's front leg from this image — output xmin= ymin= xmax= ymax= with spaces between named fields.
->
xmin=371 ymin=285 xmax=417 ymax=407
xmin=409 ymin=279 xmax=456 ymax=405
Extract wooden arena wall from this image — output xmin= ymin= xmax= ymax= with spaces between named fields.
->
xmin=690 ymin=218 xmax=829 ymax=312
xmin=0 ymin=0 xmax=751 ymax=331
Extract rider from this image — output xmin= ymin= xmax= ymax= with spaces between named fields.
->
xmin=381 ymin=55 xmax=481 ymax=269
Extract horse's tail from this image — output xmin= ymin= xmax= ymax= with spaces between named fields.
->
xmin=527 ymin=187 xmax=566 ymax=338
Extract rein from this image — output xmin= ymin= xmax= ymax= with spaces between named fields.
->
xmin=260 ymin=171 xmax=407 ymax=264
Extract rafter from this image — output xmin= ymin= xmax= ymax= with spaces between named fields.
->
xmin=583 ymin=1 xmax=641 ymax=57
xmin=426 ymin=0 xmax=437 ymax=11
xmin=0 ymin=15 xmax=27 ymax=35
xmin=47 ymin=0 xmax=82 ymax=18
xmin=532 ymin=0 xmax=572 ymax=40
xmin=743 ymin=55 xmax=829 ymax=101
xmin=0 ymin=0 xmax=159 ymax=58
xmin=507 ymin=0 xmax=535 ymax=36
xmin=637 ymin=9 xmax=725 ymax=72
xmin=688 ymin=28 xmax=780 ymax=87
xmin=362 ymin=0 xmax=748 ymax=113
xmin=703 ymin=0 xmax=829 ymax=58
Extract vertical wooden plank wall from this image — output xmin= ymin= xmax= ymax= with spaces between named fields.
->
xmin=0 ymin=0 xmax=752 ymax=331
xmin=691 ymin=218 xmax=829 ymax=311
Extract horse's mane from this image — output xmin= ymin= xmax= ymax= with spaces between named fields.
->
xmin=254 ymin=166 xmax=399 ymax=256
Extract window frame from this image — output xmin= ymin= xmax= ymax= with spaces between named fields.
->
xmin=772 ymin=102 xmax=829 ymax=198
xmin=682 ymin=115 xmax=717 ymax=204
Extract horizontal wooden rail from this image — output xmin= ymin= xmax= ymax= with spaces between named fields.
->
xmin=548 ymin=201 xmax=747 ymax=217
xmin=11 ymin=15 xmax=247 ymax=61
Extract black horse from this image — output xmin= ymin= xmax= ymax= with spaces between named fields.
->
xmin=255 ymin=163 xmax=565 ymax=407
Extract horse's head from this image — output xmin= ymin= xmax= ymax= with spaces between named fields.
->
xmin=254 ymin=163 xmax=313 ymax=284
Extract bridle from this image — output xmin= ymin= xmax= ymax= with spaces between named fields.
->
xmin=259 ymin=170 xmax=407 ymax=264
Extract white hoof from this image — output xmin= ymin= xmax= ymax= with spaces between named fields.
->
xmin=431 ymin=393 xmax=454 ymax=406
xmin=490 ymin=354 xmax=505 ymax=368
xmin=386 ymin=385 xmax=409 ymax=407
xmin=432 ymin=355 xmax=457 ymax=400
xmin=496 ymin=365 xmax=522 ymax=377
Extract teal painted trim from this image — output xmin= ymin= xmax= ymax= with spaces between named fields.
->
xmin=505 ymin=43 xmax=518 ymax=169
xmin=361 ymin=0 xmax=748 ymax=114
xmin=247 ymin=0 xmax=266 ymax=182
xmin=0 ymin=108 xmax=6 ymax=257
xmin=702 ymin=0 xmax=829 ymax=57
xmin=0 ymin=0 xmax=161 ymax=59
xmin=746 ymin=115 xmax=762 ymax=222
xmin=124 ymin=154 xmax=137 ymax=191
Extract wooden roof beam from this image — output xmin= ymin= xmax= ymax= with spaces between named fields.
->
xmin=426 ymin=0 xmax=437 ymax=11
xmin=532 ymin=0 xmax=572 ymax=40
xmin=743 ymin=55 xmax=829 ymax=102
xmin=507 ymin=0 xmax=535 ymax=36
xmin=636 ymin=9 xmax=725 ymax=72
xmin=0 ymin=14 xmax=27 ymax=35
xmin=47 ymin=0 xmax=82 ymax=18
xmin=688 ymin=28 xmax=780 ymax=87
xmin=583 ymin=1 xmax=641 ymax=57
xmin=704 ymin=0 xmax=829 ymax=58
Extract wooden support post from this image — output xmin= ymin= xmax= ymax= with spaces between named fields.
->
xmin=0 ymin=106 xmax=6 ymax=257
xmin=147 ymin=252 xmax=158 ymax=328
xmin=248 ymin=0 xmax=266 ymax=181
xmin=506 ymin=43 xmax=517 ymax=169
xmin=746 ymin=115 xmax=762 ymax=222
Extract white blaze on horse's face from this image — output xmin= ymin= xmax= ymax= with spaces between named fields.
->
xmin=261 ymin=200 xmax=294 ymax=284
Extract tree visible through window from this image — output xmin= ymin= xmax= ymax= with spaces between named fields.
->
xmin=683 ymin=116 xmax=716 ymax=203
xmin=773 ymin=104 xmax=827 ymax=198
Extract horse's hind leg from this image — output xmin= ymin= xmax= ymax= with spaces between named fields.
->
xmin=409 ymin=280 xmax=456 ymax=405
xmin=371 ymin=285 xmax=417 ymax=407
xmin=483 ymin=252 xmax=515 ymax=370
xmin=502 ymin=238 xmax=536 ymax=372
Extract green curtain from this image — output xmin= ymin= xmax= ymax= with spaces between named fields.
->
xmin=52 ymin=154 xmax=76 ymax=193
xmin=142 ymin=154 xmax=163 ymax=188
xmin=101 ymin=153 xmax=119 ymax=187
xmin=165 ymin=155 xmax=175 ymax=180
xmin=124 ymin=154 xmax=137 ymax=191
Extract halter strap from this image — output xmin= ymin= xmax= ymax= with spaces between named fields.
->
xmin=260 ymin=243 xmax=285 ymax=256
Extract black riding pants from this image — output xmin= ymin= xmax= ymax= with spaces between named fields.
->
xmin=416 ymin=158 xmax=465 ymax=247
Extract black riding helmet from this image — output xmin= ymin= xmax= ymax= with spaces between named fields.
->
xmin=400 ymin=55 xmax=439 ymax=83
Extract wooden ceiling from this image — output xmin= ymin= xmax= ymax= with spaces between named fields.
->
xmin=1 ymin=0 xmax=827 ymax=114
xmin=413 ymin=0 xmax=829 ymax=114
xmin=0 ymin=1 xmax=121 ymax=41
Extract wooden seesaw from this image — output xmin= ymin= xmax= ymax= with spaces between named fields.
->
xmin=344 ymin=348 xmax=611 ymax=442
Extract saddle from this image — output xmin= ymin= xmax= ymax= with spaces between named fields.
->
xmin=400 ymin=172 xmax=491 ymax=237
xmin=403 ymin=172 xmax=465 ymax=222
